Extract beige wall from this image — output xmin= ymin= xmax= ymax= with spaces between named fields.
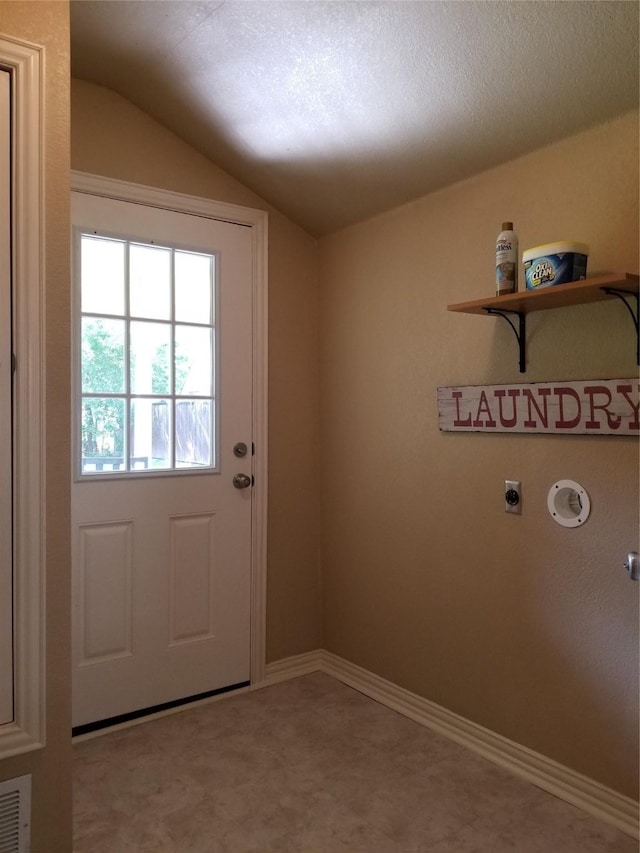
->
xmin=0 ymin=2 xmax=72 ymax=851
xmin=71 ymin=79 xmax=322 ymax=662
xmin=318 ymin=111 xmax=640 ymax=799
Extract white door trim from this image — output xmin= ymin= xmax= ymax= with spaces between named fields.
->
xmin=71 ymin=171 xmax=268 ymax=686
xmin=0 ymin=36 xmax=46 ymax=758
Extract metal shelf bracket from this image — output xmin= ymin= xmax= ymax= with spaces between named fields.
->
xmin=602 ymin=288 xmax=639 ymax=365
xmin=484 ymin=308 xmax=526 ymax=373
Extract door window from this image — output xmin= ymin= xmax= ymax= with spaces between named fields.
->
xmin=76 ymin=232 xmax=217 ymax=476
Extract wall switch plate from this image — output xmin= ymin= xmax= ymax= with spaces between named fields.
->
xmin=505 ymin=480 xmax=521 ymax=514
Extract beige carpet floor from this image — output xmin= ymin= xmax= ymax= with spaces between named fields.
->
xmin=73 ymin=673 xmax=636 ymax=852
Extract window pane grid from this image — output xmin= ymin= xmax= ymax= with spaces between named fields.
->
xmin=79 ymin=233 xmax=216 ymax=476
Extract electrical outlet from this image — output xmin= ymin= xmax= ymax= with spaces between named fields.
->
xmin=505 ymin=480 xmax=521 ymax=514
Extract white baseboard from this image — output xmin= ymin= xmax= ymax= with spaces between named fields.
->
xmin=261 ymin=650 xmax=323 ymax=686
xmin=263 ymin=649 xmax=639 ymax=840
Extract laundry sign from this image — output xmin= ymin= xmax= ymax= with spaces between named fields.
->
xmin=437 ymin=379 xmax=639 ymax=435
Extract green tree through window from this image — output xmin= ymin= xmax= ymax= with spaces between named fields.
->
xmin=81 ymin=319 xmax=124 ymax=457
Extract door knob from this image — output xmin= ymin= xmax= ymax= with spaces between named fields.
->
xmin=624 ymin=552 xmax=639 ymax=581
xmin=233 ymin=473 xmax=252 ymax=489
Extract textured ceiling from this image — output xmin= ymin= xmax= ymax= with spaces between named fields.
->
xmin=71 ymin=1 xmax=639 ymax=236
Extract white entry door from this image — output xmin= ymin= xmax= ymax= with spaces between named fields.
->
xmin=71 ymin=190 xmax=255 ymax=729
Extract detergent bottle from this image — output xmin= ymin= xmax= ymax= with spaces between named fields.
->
xmin=496 ymin=222 xmax=518 ymax=295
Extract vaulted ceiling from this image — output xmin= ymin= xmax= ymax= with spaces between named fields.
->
xmin=71 ymin=1 xmax=639 ymax=236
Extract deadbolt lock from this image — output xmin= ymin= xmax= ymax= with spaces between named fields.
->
xmin=233 ymin=442 xmax=248 ymax=458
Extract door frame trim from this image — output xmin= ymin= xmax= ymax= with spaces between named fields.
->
xmin=0 ymin=36 xmax=46 ymax=759
xmin=71 ymin=171 xmax=268 ymax=685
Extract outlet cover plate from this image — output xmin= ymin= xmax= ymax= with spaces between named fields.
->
xmin=505 ymin=480 xmax=521 ymax=514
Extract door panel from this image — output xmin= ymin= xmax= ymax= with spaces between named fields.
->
xmin=0 ymin=69 xmax=12 ymax=726
xmin=71 ymin=193 xmax=253 ymax=728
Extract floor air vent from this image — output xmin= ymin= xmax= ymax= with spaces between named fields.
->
xmin=0 ymin=775 xmax=31 ymax=853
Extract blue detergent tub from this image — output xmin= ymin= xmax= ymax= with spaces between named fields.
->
xmin=523 ymin=241 xmax=589 ymax=290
